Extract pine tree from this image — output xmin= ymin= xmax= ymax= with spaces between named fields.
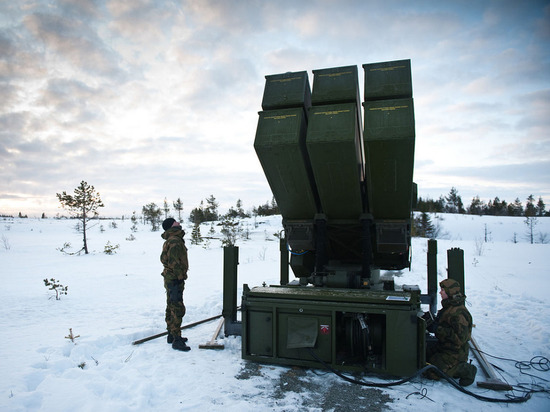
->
xmin=130 ymin=211 xmax=138 ymax=232
xmin=203 ymin=223 xmax=216 ymax=249
xmin=414 ymin=211 xmax=435 ymax=238
xmin=163 ymin=198 xmax=170 ymax=219
xmin=236 ymin=199 xmax=247 ymax=218
xmin=252 ymin=197 xmax=280 ymax=216
xmin=467 ymin=196 xmax=484 ymax=215
xmin=444 ymin=187 xmax=464 ymax=214
xmin=189 ymin=200 xmax=206 ymax=224
xmin=191 ymin=223 xmax=202 ymax=245
xmin=227 ymin=199 xmax=249 ymax=219
xmin=524 ymin=216 xmax=538 ymax=244
xmin=142 ymin=203 xmax=162 ymax=231
xmin=507 ymin=198 xmax=523 ymax=216
xmin=190 ymin=196 xmax=219 ymax=224
xmin=525 ymin=195 xmax=536 ymax=217
xmin=221 ymin=214 xmax=242 ymax=246
xmin=536 ymin=197 xmax=546 ymax=217
xmin=205 ymin=195 xmax=219 ymax=221
xmin=270 ymin=196 xmax=279 ymax=214
xmin=489 ymin=197 xmax=508 ymax=216
xmin=56 ymin=181 xmax=104 ymax=254
xmin=173 ymin=198 xmax=184 ymax=221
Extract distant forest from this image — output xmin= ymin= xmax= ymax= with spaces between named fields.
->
xmin=415 ymin=187 xmax=548 ymax=217
xmin=5 ymin=187 xmax=548 ymax=221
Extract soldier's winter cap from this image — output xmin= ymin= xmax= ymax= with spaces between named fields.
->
xmin=162 ymin=218 xmax=176 ymax=231
xmin=440 ymin=279 xmax=462 ymax=297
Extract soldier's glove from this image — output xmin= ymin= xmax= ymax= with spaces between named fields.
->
xmin=422 ymin=311 xmax=437 ymax=333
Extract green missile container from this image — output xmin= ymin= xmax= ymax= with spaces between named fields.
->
xmin=363 ymin=59 xmax=412 ymax=101
xmin=254 ymin=108 xmax=319 ymax=219
xmin=311 ymin=65 xmax=366 ymax=185
xmin=306 ymin=103 xmax=364 ymax=219
xmin=261 ymin=71 xmax=312 ymax=111
xmin=363 ymin=98 xmax=415 ymax=220
xmin=311 ymin=65 xmax=361 ymax=106
xmin=363 ymin=98 xmax=415 ymax=140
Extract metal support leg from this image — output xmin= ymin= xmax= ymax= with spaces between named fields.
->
xmin=280 ymin=236 xmax=289 ymax=285
xmin=427 ymin=239 xmax=438 ymax=315
xmin=223 ymin=246 xmax=241 ymax=336
xmin=447 ymin=247 xmax=465 ymax=295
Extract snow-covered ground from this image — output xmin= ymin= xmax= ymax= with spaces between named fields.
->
xmin=1 ymin=213 xmax=549 ymax=411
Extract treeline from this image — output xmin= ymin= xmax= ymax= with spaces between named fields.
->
xmin=415 ymin=187 xmax=548 ymax=217
xmin=140 ymin=195 xmax=280 ymax=231
xmin=138 ymin=195 xmax=280 ymax=247
xmin=187 ymin=196 xmax=279 ymax=224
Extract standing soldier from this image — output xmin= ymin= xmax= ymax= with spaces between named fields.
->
xmin=426 ymin=279 xmax=477 ymax=386
xmin=161 ymin=218 xmax=191 ymax=351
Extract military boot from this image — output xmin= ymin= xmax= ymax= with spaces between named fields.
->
xmin=456 ymin=362 xmax=477 ymax=386
xmin=167 ymin=333 xmax=187 ymax=344
xmin=172 ymin=336 xmax=191 ymax=351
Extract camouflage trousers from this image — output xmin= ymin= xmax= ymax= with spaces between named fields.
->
xmin=164 ymin=278 xmax=186 ymax=337
xmin=427 ymin=351 xmax=462 ymax=377
xmin=426 ymin=341 xmax=470 ymax=380
xmin=426 ymin=351 xmax=477 ymax=385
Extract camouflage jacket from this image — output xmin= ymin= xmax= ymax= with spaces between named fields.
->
xmin=160 ymin=227 xmax=189 ymax=281
xmin=435 ymin=294 xmax=472 ymax=359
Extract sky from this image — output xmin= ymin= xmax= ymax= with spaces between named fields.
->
xmin=1 ymin=0 xmax=549 ymax=218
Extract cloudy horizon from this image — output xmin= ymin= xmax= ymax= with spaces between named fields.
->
xmin=1 ymin=0 xmax=549 ymax=218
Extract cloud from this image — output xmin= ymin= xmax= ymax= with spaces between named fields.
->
xmin=107 ymin=0 xmax=179 ymax=46
xmin=1 ymin=1 xmax=549 ymax=217
xmin=23 ymin=11 xmax=126 ymax=80
xmin=0 ymin=27 xmax=47 ymax=81
xmin=56 ymin=0 xmax=103 ymax=20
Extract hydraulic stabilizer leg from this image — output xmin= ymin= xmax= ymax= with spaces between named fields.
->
xmin=447 ymin=247 xmax=465 ymax=294
xmin=421 ymin=239 xmax=438 ymax=316
xmin=314 ymin=214 xmax=328 ymax=274
xmin=223 ymin=246 xmax=241 ymax=336
xmin=360 ymin=215 xmax=373 ymax=279
xmin=427 ymin=239 xmax=438 ymax=315
xmin=280 ymin=235 xmax=289 ymax=285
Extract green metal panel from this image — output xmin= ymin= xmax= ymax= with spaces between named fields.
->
xmin=246 ymin=286 xmax=418 ymax=307
xmin=261 ymin=71 xmax=312 ymax=111
xmin=363 ymin=98 xmax=415 ymax=220
xmin=306 ymin=103 xmax=364 ymax=219
xmin=254 ymin=108 xmax=319 ymax=219
xmin=278 ymin=313 xmax=332 ymax=362
xmin=363 ymin=98 xmax=415 ymax=140
xmin=247 ymin=310 xmax=273 ymax=356
xmin=311 ymin=65 xmax=360 ymax=106
xmin=384 ymin=310 xmax=419 ymax=376
xmin=242 ymin=285 xmax=424 ymax=376
xmin=363 ymin=59 xmax=412 ymax=101
xmin=364 ymin=139 xmax=415 ymax=219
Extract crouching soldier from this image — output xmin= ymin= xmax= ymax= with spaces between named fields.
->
xmin=161 ymin=218 xmax=191 ymax=351
xmin=426 ymin=279 xmax=477 ymax=386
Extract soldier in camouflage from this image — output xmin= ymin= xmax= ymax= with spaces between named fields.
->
xmin=161 ymin=217 xmax=191 ymax=351
xmin=426 ymin=279 xmax=477 ymax=386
